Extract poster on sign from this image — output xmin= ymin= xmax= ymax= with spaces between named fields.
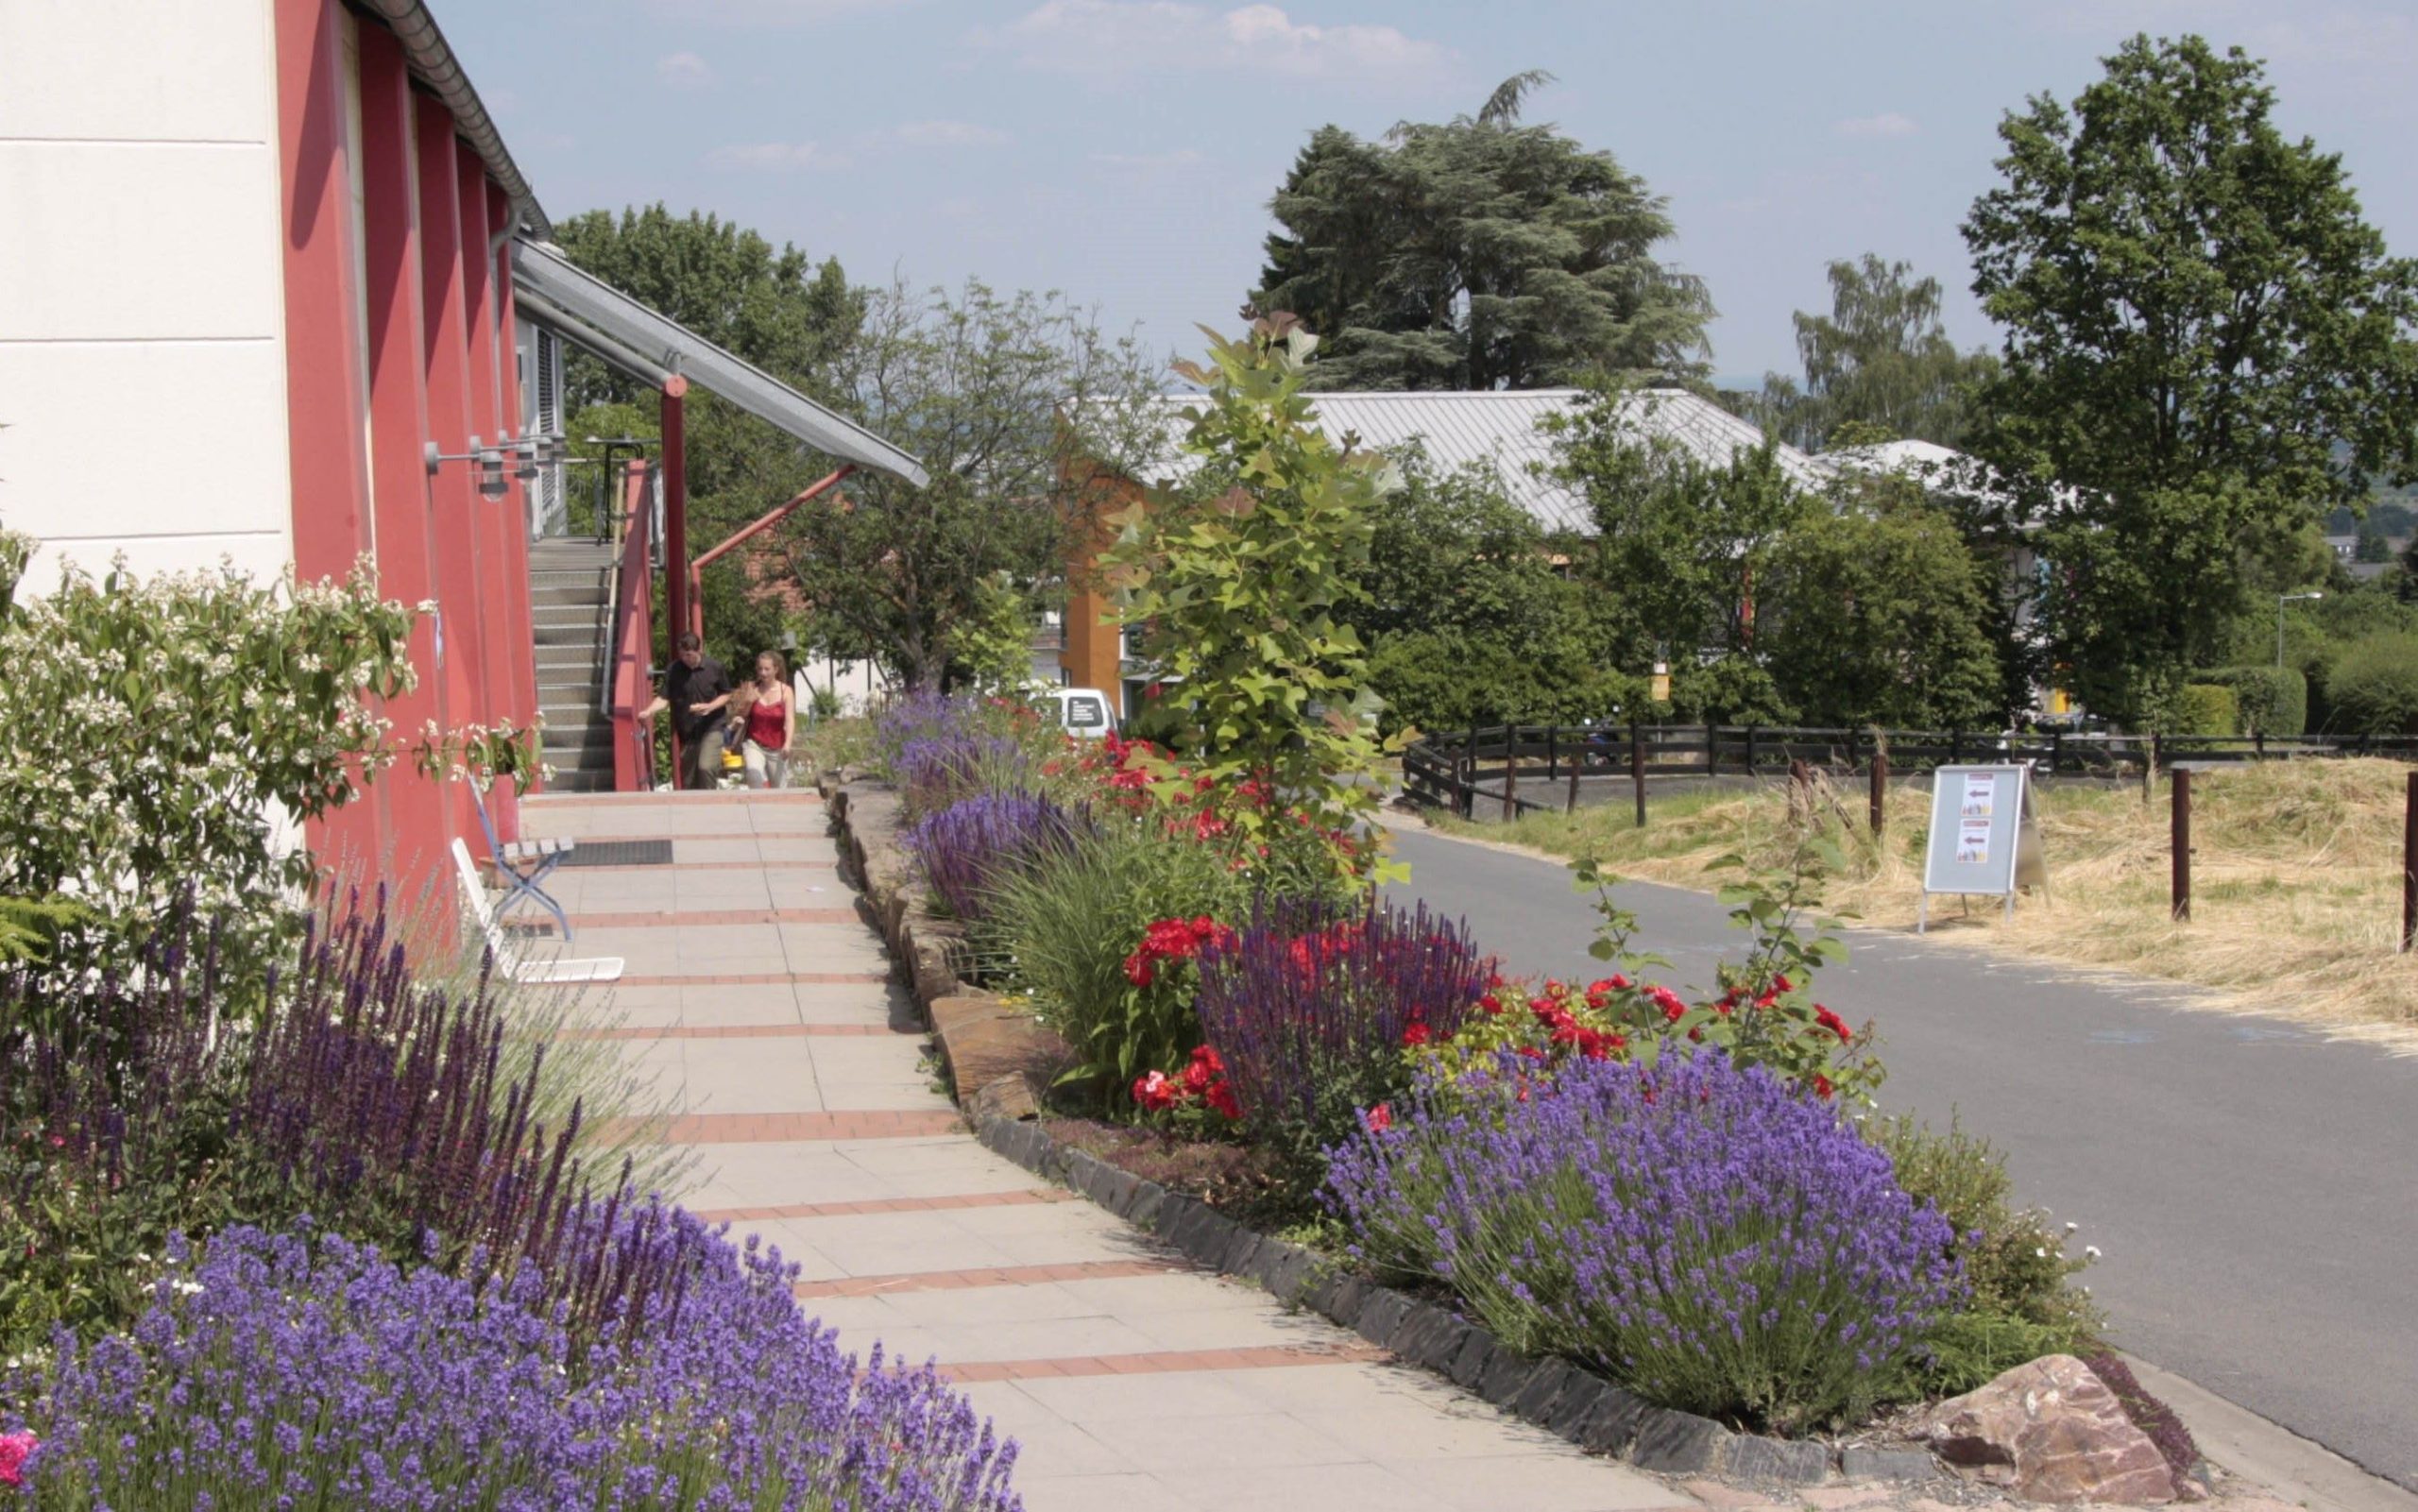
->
xmin=1921 ymin=764 xmax=2044 ymax=932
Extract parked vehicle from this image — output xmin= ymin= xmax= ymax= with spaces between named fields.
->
xmin=1051 ymin=687 xmax=1115 ymax=739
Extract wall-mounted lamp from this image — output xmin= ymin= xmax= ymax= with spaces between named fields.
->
xmin=425 ymin=432 xmax=569 ymax=499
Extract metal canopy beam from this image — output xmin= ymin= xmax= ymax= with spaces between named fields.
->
xmin=510 ymin=239 xmax=928 ymax=487
xmin=513 ymin=286 xmax=672 ymax=388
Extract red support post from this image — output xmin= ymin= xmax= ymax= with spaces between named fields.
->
xmin=662 ymin=377 xmax=690 ymax=649
xmin=454 ymin=152 xmax=516 ymax=841
xmin=414 ymin=100 xmax=485 ymax=855
xmin=487 ymin=181 xmax=539 ymax=789
xmin=356 ymin=25 xmax=450 ymax=898
xmin=272 ymin=0 xmax=383 ymax=882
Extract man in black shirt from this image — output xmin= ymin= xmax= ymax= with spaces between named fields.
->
xmin=639 ymin=632 xmax=735 ymax=790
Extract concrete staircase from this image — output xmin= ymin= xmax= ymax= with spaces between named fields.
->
xmin=528 ymin=537 xmax=621 ymax=793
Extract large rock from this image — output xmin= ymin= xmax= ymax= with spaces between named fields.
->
xmin=1926 ymin=1354 xmax=2176 ymax=1504
xmin=929 ymin=994 xmax=1076 ymax=1103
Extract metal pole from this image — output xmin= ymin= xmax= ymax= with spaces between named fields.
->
xmin=1870 ymin=745 xmax=1888 ymax=839
xmin=660 ymin=376 xmax=690 ymax=648
xmin=2403 ymin=770 xmax=2417 ymax=953
xmin=1631 ymin=722 xmax=1647 ymax=828
xmin=2171 ymin=767 xmax=2192 ymax=923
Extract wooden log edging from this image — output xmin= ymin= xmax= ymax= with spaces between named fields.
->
xmin=825 ymin=773 xmax=1941 ymax=1491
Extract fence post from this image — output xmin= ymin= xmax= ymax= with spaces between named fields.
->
xmin=1745 ymin=724 xmax=1758 ymax=775
xmin=1870 ymin=745 xmax=1889 ymax=839
xmin=1631 ymin=722 xmax=1648 ymax=828
xmin=1546 ymin=725 xmax=1558 ymax=782
xmin=1950 ymin=728 xmax=1964 ymax=764
xmin=1503 ymin=725 xmax=1520 ymax=822
xmin=2052 ymin=729 xmax=2064 ymax=776
xmin=2171 ymin=767 xmax=2192 ymax=923
xmin=2403 ymin=771 xmax=2417 ymax=953
xmin=1567 ymin=745 xmax=1581 ymax=814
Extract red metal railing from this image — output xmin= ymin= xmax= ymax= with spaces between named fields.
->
xmin=608 ymin=459 xmax=658 ymax=792
xmin=685 ymin=465 xmax=854 ymax=642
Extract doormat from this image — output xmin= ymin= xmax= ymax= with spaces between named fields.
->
xmin=558 ymin=840 xmax=674 ymax=868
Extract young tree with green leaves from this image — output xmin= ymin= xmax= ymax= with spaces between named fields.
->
xmin=1250 ymin=72 xmax=1712 ymax=391
xmin=1749 ymin=255 xmax=1997 ymax=451
xmin=1096 ymin=316 xmax=1395 ymax=881
xmin=1963 ymin=34 xmax=2418 ymax=724
xmin=1760 ymin=501 xmax=2007 ymax=730
xmin=773 ymin=279 xmax=1163 ymax=691
xmin=1543 ymin=387 xmax=1814 ymax=667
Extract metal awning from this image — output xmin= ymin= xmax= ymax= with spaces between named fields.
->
xmin=510 ymin=239 xmax=928 ymax=487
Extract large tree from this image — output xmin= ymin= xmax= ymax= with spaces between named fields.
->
xmin=770 ymin=279 xmax=1163 ymax=691
xmin=552 ymin=205 xmax=865 ymax=541
xmin=1749 ymin=255 xmax=1997 ymax=451
xmin=1250 ymin=72 xmax=1713 ymax=391
xmin=1963 ymin=35 xmax=2418 ymax=722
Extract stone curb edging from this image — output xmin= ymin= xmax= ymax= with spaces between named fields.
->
xmin=821 ymin=774 xmax=1941 ymax=1492
xmin=969 ymin=1113 xmax=1941 ymax=1490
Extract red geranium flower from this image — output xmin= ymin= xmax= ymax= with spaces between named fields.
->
xmin=1132 ymin=1070 xmax=1178 ymax=1112
xmin=1401 ymin=1020 xmax=1432 ymax=1048
xmin=1363 ymin=1103 xmax=1392 ymax=1133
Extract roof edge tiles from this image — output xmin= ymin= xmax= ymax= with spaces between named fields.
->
xmin=512 ymin=240 xmax=929 ymax=487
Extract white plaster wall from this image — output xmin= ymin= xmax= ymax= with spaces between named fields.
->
xmin=0 ymin=0 xmax=294 ymax=591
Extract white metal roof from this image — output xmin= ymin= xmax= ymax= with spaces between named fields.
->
xmin=1132 ymin=387 xmax=1828 ymax=535
xmin=511 ymin=240 xmax=929 ymax=487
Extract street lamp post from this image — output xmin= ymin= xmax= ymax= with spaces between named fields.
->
xmin=2277 ymin=591 xmax=2324 ymax=669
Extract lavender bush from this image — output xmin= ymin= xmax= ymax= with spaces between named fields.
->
xmin=6 ymin=1218 xmax=1021 ymax=1510
xmin=0 ymin=894 xmax=660 ymax=1351
xmin=1195 ymin=897 xmax=1490 ymax=1169
xmin=1324 ymin=1049 xmax=1963 ymax=1433
xmin=905 ymin=792 xmax=1089 ymax=926
xmin=894 ymin=736 xmax=1035 ymax=819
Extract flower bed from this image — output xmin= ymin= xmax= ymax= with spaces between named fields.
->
xmin=0 ymin=887 xmax=1022 ymax=1506
xmin=852 ymin=688 xmax=2115 ymax=1455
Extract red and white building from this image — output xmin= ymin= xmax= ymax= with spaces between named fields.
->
xmin=1 ymin=0 xmax=923 ymax=902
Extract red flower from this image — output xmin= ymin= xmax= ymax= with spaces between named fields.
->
xmin=1363 ymin=1102 xmax=1392 ymax=1133
xmin=1771 ymin=974 xmax=1793 ymax=994
xmin=1123 ymin=952 xmax=1155 ymax=988
xmin=1814 ymin=1006 xmax=1851 ymax=1042
xmin=0 ymin=1430 xmax=34 ymax=1487
xmin=1132 ymin=1070 xmax=1178 ymax=1112
xmin=1401 ymin=1020 xmax=1433 ymax=1048
xmin=1203 ymin=1079 xmax=1242 ymax=1120
xmin=1812 ymin=1074 xmax=1835 ymax=1099
xmin=1478 ymin=993 xmax=1504 ymax=1015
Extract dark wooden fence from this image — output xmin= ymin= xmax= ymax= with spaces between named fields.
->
xmin=1401 ymin=722 xmax=2418 ymax=820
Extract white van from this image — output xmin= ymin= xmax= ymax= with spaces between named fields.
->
xmin=1050 ymin=687 xmax=1115 ymax=739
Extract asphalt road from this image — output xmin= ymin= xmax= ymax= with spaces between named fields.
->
xmin=1381 ymin=823 xmax=2418 ymax=1492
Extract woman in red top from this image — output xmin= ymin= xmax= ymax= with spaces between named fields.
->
xmin=732 ymin=650 xmax=795 ymax=790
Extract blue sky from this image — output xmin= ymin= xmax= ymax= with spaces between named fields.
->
xmin=448 ymin=0 xmax=2418 ymax=389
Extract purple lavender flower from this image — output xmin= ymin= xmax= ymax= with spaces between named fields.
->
xmin=7 ymin=1218 xmax=1022 ymax=1510
xmin=906 ymin=792 xmax=1091 ymax=925
xmin=1323 ymin=1049 xmax=1963 ymax=1433
xmin=1195 ymin=897 xmax=1490 ymax=1164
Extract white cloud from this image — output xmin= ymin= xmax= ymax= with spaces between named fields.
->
xmin=1089 ymin=148 xmax=1207 ymax=170
xmin=888 ymin=119 xmax=1011 ymax=147
xmin=706 ymin=140 xmax=851 ymax=171
xmin=656 ymin=51 xmax=714 ymax=88
xmin=1835 ymin=111 xmax=1917 ymax=139
xmin=979 ymin=0 xmax=1446 ymax=81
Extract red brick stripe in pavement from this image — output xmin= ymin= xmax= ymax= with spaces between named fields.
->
xmin=529 ymin=832 xmax=812 ymax=845
xmin=562 ymin=1023 xmax=901 ymax=1042
xmin=796 ymin=1258 xmax=1189 ymax=1300
xmin=563 ymin=908 xmax=860 ymax=928
xmin=664 ymin=1111 xmax=962 ymax=1144
xmin=692 ymin=1189 xmax=1075 ymax=1224
xmin=526 ymin=791 xmax=822 ymax=807
xmin=939 ymin=1344 xmax=1390 ymax=1384
xmin=538 ymin=972 xmax=887 ymax=988
xmin=553 ymin=859 xmax=837 ymax=873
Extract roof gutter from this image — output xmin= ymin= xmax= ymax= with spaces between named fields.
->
xmin=355 ymin=0 xmax=551 ymax=240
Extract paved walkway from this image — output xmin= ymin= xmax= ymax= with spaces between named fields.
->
xmin=514 ymin=789 xmax=1696 ymax=1512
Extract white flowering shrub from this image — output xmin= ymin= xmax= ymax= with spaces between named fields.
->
xmin=0 ymin=528 xmax=417 ymax=989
